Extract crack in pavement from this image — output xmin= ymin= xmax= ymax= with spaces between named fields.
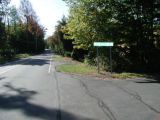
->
xmin=53 ymin=63 xmax=62 ymax=120
xmin=106 ymin=81 xmax=160 ymax=114
xmin=54 ymin=71 xmax=62 ymax=120
xmin=72 ymin=76 xmax=117 ymax=120
xmin=76 ymin=75 xmax=160 ymax=114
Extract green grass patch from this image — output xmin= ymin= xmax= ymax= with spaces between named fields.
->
xmin=0 ymin=56 xmax=6 ymax=64
xmin=56 ymin=63 xmax=97 ymax=75
xmin=14 ymin=53 xmax=31 ymax=59
xmin=52 ymin=55 xmax=64 ymax=62
xmin=54 ymin=55 xmax=152 ymax=79
xmin=0 ymin=53 xmax=31 ymax=65
xmin=112 ymin=72 xmax=149 ymax=79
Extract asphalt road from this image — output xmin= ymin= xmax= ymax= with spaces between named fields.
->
xmin=0 ymin=50 xmax=160 ymax=120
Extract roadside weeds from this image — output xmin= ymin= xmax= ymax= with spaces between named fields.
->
xmin=53 ymin=55 xmax=159 ymax=81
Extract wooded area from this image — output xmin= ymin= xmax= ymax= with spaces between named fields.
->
xmin=0 ymin=0 xmax=45 ymax=63
xmin=48 ymin=0 xmax=160 ymax=73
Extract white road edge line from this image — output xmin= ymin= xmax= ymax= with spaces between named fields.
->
xmin=48 ymin=56 xmax=52 ymax=74
xmin=0 ymin=67 xmax=16 ymax=76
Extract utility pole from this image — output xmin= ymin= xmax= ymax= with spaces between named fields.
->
xmin=97 ymin=47 xmax=100 ymax=73
xmin=109 ymin=47 xmax=112 ymax=73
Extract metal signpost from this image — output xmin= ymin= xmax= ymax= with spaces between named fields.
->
xmin=94 ymin=42 xmax=114 ymax=73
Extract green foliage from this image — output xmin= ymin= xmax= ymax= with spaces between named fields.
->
xmin=47 ymin=16 xmax=69 ymax=55
xmin=71 ymin=49 xmax=88 ymax=61
xmin=63 ymin=0 xmax=160 ymax=72
xmin=0 ymin=0 xmax=45 ymax=63
xmin=0 ymin=22 xmax=5 ymax=48
xmin=64 ymin=51 xmax=71 ymax=57
xmin=112 ymin=73 xmax=150 ymax=79
xmin=0 ymin=56 xmax=5 ymax=64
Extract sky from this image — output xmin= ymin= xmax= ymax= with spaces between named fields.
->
xmin=10 ymin=0 xmax=69 ymax=38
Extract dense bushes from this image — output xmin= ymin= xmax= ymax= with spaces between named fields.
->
xmin=48 ymin=0 xmax=160 ymax=73
xmin=62 ymin=0 xmax=160 ymax=73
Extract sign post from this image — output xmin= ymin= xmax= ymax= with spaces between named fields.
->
xmin=109 ymin=47 xmax=112 ymax=73
xmin=94 ymin=42 xmax=114 ymax=73
xmin=97 ymin=47 xmax=100 ymax=73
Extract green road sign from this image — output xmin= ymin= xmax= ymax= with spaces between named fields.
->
xmin=94 ymin=42 xmax=114 ymax=47
xmin=94 ymin=42 xmax=114 ymax=74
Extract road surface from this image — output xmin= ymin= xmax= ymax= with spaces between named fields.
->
xmin=0 ymin=50 xmax=160 ymax=120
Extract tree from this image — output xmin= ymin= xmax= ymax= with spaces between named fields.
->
xmin=63 ymin=0 xmax=160 ymax=72
xmin=0 ymin=0 xmax=11 ymax=54
xmin=47 ymin=16 xmax=73 ymax=55
xmin=0 ymin=0 xmax=10 ymax=48
xmin=0 ymin=0 xmax=45 ymax=63
xmin=18 ymin=0 xmax=45 ymax=53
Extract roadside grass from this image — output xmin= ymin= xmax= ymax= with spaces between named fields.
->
xmin=56 ymin=63 xmax=97 ymax=75
xmin=0 ymin=56 xmax=6 ymax=64
xmin=14 ymin=53 xmax=31 ymax=59
xmin=52 ymin=55 xmax=64 ymax=62
xmin=57 ymin=64 xmax=149 ymax=79
xmin=55 ymin=55 xmax=154 ymax=79
xmin=111 ymin=72 xmax=150 ymax=79
xmin=0 ymin=53 xmax=31 ymax=64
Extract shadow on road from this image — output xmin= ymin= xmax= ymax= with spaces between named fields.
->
xmin=0 ymin=83 xmax=93 ymax=120
xmin=22 ymin=58 xmax=50 ymax=66
xmin=0 ymin=50 xmax=52 ymax=67
xmin=134 ymin=75 xmax=160 ymax=84
xmin=0 ymin=77 xmax=5 ymax=81
xmin=0 ymin=58 xmax=50 ymax=67
xmin=135 ymin=79 xmax=160 ymax=83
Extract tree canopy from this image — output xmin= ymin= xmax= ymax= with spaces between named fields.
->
xmin=0 ymin=0 xmax=45 ymax=62
xmin=60 ymin=0 xmax=160 ymax=72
